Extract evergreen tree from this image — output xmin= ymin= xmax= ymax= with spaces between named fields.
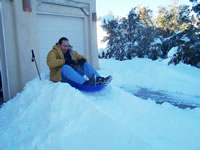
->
xmin=156 ymin=4 xmax=192 ymax=36
xmin=190 ymin=0 xmax=200 ymax=26
xmin=102 ymin=19 xmax=120 ymax=59
xmin=137 ymin=6 xmax=153 ymax=27
xmin=190 ymin=0 xmax=200 ymax=17
xmin=100 ymin=3 xmax=200 ymax=68
xmin=168 ymin=26 xmax=200 ymax=68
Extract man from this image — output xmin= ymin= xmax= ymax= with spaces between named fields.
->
xmin=47 ymin=37 xmax=111 ymax=85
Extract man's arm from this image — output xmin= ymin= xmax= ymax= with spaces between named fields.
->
xmin=47 ymin=51 xmax=65 ymax=69
xmin=73 ymin=50 xmax=88 ymax=62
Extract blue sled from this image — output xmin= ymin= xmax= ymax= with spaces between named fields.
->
xmin=63 ymin=79 xmax=105 ymax=92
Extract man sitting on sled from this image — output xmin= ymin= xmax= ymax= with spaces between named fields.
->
xmin=47 ymin=37 xmax=111 ymax=85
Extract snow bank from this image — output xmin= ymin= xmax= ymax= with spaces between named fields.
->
xmin=90 ymin=86 xmax=200 ymax=150
xmin=0 ymin=79 xmax=151 ymax=150
xmin=98 ymin=58 xmax=200 ymax=97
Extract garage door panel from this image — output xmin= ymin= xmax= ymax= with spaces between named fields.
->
xmin=37 ymin=14 xmax=86 ymax=72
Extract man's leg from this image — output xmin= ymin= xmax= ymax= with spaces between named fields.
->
xmin=80 ymin=62 xmax=100 ymax=79
xmin=61 ymin=65 xmax=86 ymax=84
xmin=80 ymin=62 xmax=112 ymax=85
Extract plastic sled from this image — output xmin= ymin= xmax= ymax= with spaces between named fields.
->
xmin=63 ymin=79 xmax=106 ymax=92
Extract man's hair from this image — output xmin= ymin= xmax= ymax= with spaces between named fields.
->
xmin=56 ymin=37 xmax=69 ymax=45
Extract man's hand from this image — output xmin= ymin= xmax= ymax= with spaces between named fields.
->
xmin=77 ymin=58 xmax=86 ymax=66
xmin=65 ymin=59 xmax=77 ymax=66
xmin=70 ymin=60 xmax=77 ymax=66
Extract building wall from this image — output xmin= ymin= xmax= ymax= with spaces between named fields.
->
xmin=0 ymin=0 xmax=98 ymax=101
xmin=0 ymin=0 xmax=37 ymax=100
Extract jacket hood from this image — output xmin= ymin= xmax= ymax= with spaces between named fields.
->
xmin=52 ymin=45 xmax=64 ymax=59
xmin=53 ymin=45 xmax=60 ymax=51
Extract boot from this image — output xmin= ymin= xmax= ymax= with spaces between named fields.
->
xmin=83 ymin=74 xmax=96 ymax=85
xmin=96 ymin=75 xmax=112 ymax=85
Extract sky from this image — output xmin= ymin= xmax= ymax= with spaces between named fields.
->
xmin=96 ymin=0 xmax=192 ymax=17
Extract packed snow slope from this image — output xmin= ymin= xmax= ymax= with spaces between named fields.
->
xmin=0 ymin=58 xmax=200 ymax=150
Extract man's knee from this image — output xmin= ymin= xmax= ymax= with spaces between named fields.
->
xmin=83 ymin=62 xmax=90 ymax=68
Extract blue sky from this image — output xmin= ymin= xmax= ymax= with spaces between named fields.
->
xmin=96 ymin=0 xmax=191 ymax=17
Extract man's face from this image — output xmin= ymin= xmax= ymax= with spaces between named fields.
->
xmin=59 ymin=40 xmax=70 ymax=53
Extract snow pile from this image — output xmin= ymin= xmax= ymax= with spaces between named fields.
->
xmin=89 ymin=86 xmax=200 ymax=150
xmin=0 ymin=79 xmax=151 ymax=150
xmin=98 ymin=58 xmax=200 ymax=103
xmin=0 ymin=58 xmax=200 ymax=150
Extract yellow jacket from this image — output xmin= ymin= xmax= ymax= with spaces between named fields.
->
xmin=47 ymin=45 xmax=87 ymax=82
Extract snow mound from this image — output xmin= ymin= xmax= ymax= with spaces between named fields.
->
xmin=0 ymin=79 xmax=151 ymax=150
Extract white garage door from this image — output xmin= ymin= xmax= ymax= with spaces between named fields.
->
xmin=37 ymin=13 xmax=86 ymax=72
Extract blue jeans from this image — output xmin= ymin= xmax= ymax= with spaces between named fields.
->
xmin=61 ymin=62 xmax=100 ymax=84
